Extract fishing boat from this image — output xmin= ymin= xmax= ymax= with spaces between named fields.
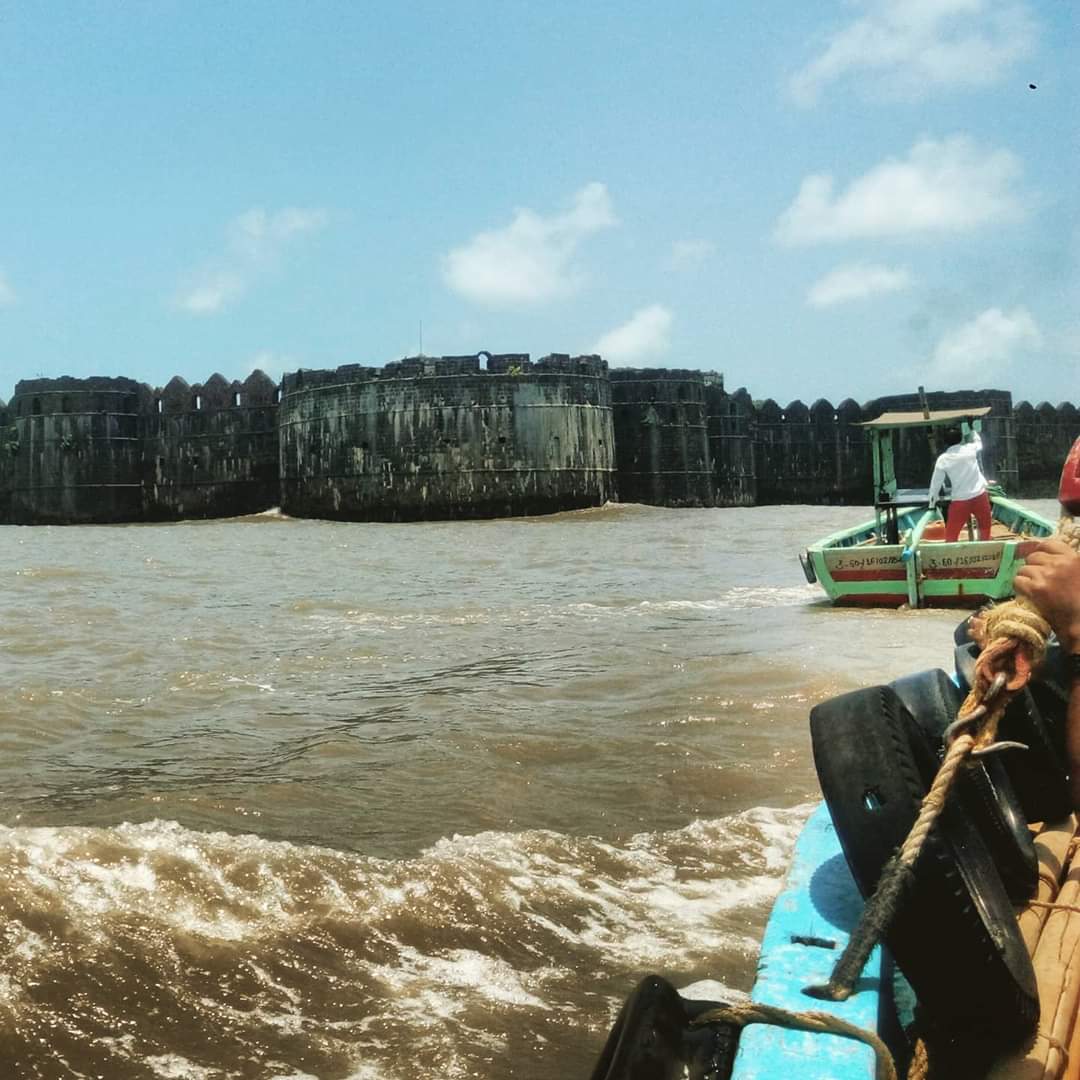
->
xmin=590 ymin=442 xmax=1080 ymax=1080
xmin=800 ymin=407 xmax=1054 ymax=608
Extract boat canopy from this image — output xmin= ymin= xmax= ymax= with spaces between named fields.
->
xmin=858 ymin=407 xmax=992 ymax=430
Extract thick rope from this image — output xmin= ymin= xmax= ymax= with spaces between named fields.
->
xmin=906 ymin=1037 xmax=929 ymax=1080
xmin=1024 ymin=898 xmax=1080 ymax=917
xmin=1058 ymin=513 xmax=1080 ymax=552
xmin=810 ymin=517 xmax=1075 ymax=1003
xmin=692 ymin=1002 xmax=897 ymax=1080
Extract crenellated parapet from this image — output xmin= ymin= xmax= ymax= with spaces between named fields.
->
xmin=861 ymin=388 xmax=1015 ymax=491
xmin=0 ymin=371 xmax=278 ymax=523
xmin=145 ymin=369 xmax=280 ymax=520
xmin=279 ymin=351 xmax=615 ymax=521
xmin=750 ymin=395 xmax=874 ymax=505
xmin=1013 ymin=399 xmax=1080 ymax=497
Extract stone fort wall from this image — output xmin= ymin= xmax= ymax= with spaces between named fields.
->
xmin=279 ymin=353 xmax=615 ymax=521
xmin=0 ymin=360 xmax=1077 ymax=523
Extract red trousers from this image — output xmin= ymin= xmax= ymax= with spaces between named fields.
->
xmin=945 ymin=491 xmax=992 ymax=542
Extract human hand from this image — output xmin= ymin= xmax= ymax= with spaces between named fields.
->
xmin=1013 ymin=539 xmax=1080 ymax=653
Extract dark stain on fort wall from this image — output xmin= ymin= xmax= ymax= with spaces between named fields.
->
xmin=0 ymin=395 xmax=14 ymax=522
xmin=609 ymin=369 xmax=715 ymax=507
xmin=705 ymin=384 xmax=756 ymax=506
xmin=1014 ymin=400 xmax=1080 ymax=497
xmin=5 ymin=372 xmax=280 ymax=524
xmin=146 ymin=370 xmax=279 ymax=520
xmin=279 ymin=353 xmax=615 ymax=521
xmin=7 ymin=377 xmax=151 ymax=524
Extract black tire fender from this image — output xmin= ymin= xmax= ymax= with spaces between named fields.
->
xmin=890 ymin=668 xmax=1037 ymax=901
xmin=955 ymin=642 xmax=1072 ymax=823
xmin=810 ymin=685 xmax=1038 ymax=1051
xmin=589 ymin=974 xmax=737 ymax=1080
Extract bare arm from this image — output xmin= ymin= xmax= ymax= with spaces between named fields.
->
xmin=1013 ymin=540 xmax=1080 ymax=807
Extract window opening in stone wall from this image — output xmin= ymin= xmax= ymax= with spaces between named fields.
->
xmin=157 ymin=398 xmax=163 ymax=414
xmin=233 ymin=392 xmax=241 ymax=407
xmin=195 ymin=395 xmax=202 ymax=411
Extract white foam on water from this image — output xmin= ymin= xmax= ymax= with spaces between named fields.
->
xmin=380 ymin=945 xmax=551 ymax=1009
xmin=1 ymin=803 xmax=812 ymax=1077
xmin=145 ymin=1055 xmax=216 ymax=1079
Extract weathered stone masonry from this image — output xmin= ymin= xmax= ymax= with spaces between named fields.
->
xmin=279 ymin=353 xmax=615 ymax=521
xmin=0 ymin=359 xmax=1077 ymax=524
xmin=2 ymin=372 xmax=279 ymax=524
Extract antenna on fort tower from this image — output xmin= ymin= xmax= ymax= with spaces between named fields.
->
xmin=419 ymin=320 xmax=423 ymax=358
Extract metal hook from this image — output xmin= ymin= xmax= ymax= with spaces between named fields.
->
xmin=944 ymin=704 xmax=988 ymax=743
xmin=970 ymin=740 xmax=1029 ymax=758
xmin=983 ymin=671 xmax=1008 ymax=702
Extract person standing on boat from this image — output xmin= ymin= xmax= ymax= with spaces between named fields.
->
xmin=928 ymin=426 xmax=992 ymax=542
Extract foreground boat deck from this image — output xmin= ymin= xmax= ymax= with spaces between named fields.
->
xmin=732 ymin=806 xmax=1080 ymax=1080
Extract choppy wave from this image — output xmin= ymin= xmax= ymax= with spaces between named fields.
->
xmin=0 ymin=805 xmax=809 ymax=1079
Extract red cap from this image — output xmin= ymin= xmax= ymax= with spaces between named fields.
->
xmin=1061 ymin=437 xmax=1080 ymax=514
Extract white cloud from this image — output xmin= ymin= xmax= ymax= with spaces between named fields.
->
xmin=807 ymin=263 xmax=912 ymax=308
xmin=176 ymin=270 xmax=246 ymax=315
xmin=775 ymin=135 xmax=1022 ymax=245
xmin=175 ymin=206 xmax=329 ymax=315
xmin=925 ymin=306 xmax=1042 ymax=384
xmin=666 ymin=239 xmax=715 ymax=271
xmin=592 ymin=305 xmax=673 ymax=366
xmin=228 ymin=208 xmax=329 ymax=263
xmin=791 ymin=0 xmax=1037 ymax=107
xmin=442 ymin=182 xmax=617 ymax=307
xmin=0 ymin=271 xmax=15 ymax=307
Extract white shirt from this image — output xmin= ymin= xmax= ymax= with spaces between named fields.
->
xmin=929 ymin=433 xmax=988 ymax=504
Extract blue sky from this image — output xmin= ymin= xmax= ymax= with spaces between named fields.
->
xmin=0 ymin=1 xmax=1076 ymax=406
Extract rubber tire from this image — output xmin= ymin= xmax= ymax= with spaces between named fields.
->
xmin=954 ymin=642 xmax=1072 ymax=823
xmin=890 ymin=668 xmax=1037 ymax=901
xmin=810 ymin=685 xmax=1038 ymax=1051
xmin=589 ymin=975 xmax=737 ymax=1080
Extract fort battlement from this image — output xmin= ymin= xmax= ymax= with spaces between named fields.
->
xmin=0 ymin=360 xmax=1077 ymax=524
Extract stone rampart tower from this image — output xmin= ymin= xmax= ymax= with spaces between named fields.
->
xmin=7 ymin=376 xmax=152 ymax=524
xmin=279 ymin=352 xmax=615 ymax=521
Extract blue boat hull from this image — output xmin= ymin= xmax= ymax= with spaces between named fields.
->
xmin=730 ymin=803 xmax=884 ymax=1080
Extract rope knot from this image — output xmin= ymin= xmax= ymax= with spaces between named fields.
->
xmin=967 ymin=600 xmax=1050 ymax=693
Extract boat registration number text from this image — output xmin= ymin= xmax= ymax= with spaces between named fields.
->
xmin=824 ymin=551 xmax=902 ymax=572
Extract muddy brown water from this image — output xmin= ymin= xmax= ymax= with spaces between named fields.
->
xmin=0 ymin=500 xmax=1061 ymax=1078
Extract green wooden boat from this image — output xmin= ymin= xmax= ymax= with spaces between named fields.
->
xmin=800 ymin=407 xmax=1054 ymax=608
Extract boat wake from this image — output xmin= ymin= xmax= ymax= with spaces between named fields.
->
xmin=0 ymin=806 xmax=810 ymax=1079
